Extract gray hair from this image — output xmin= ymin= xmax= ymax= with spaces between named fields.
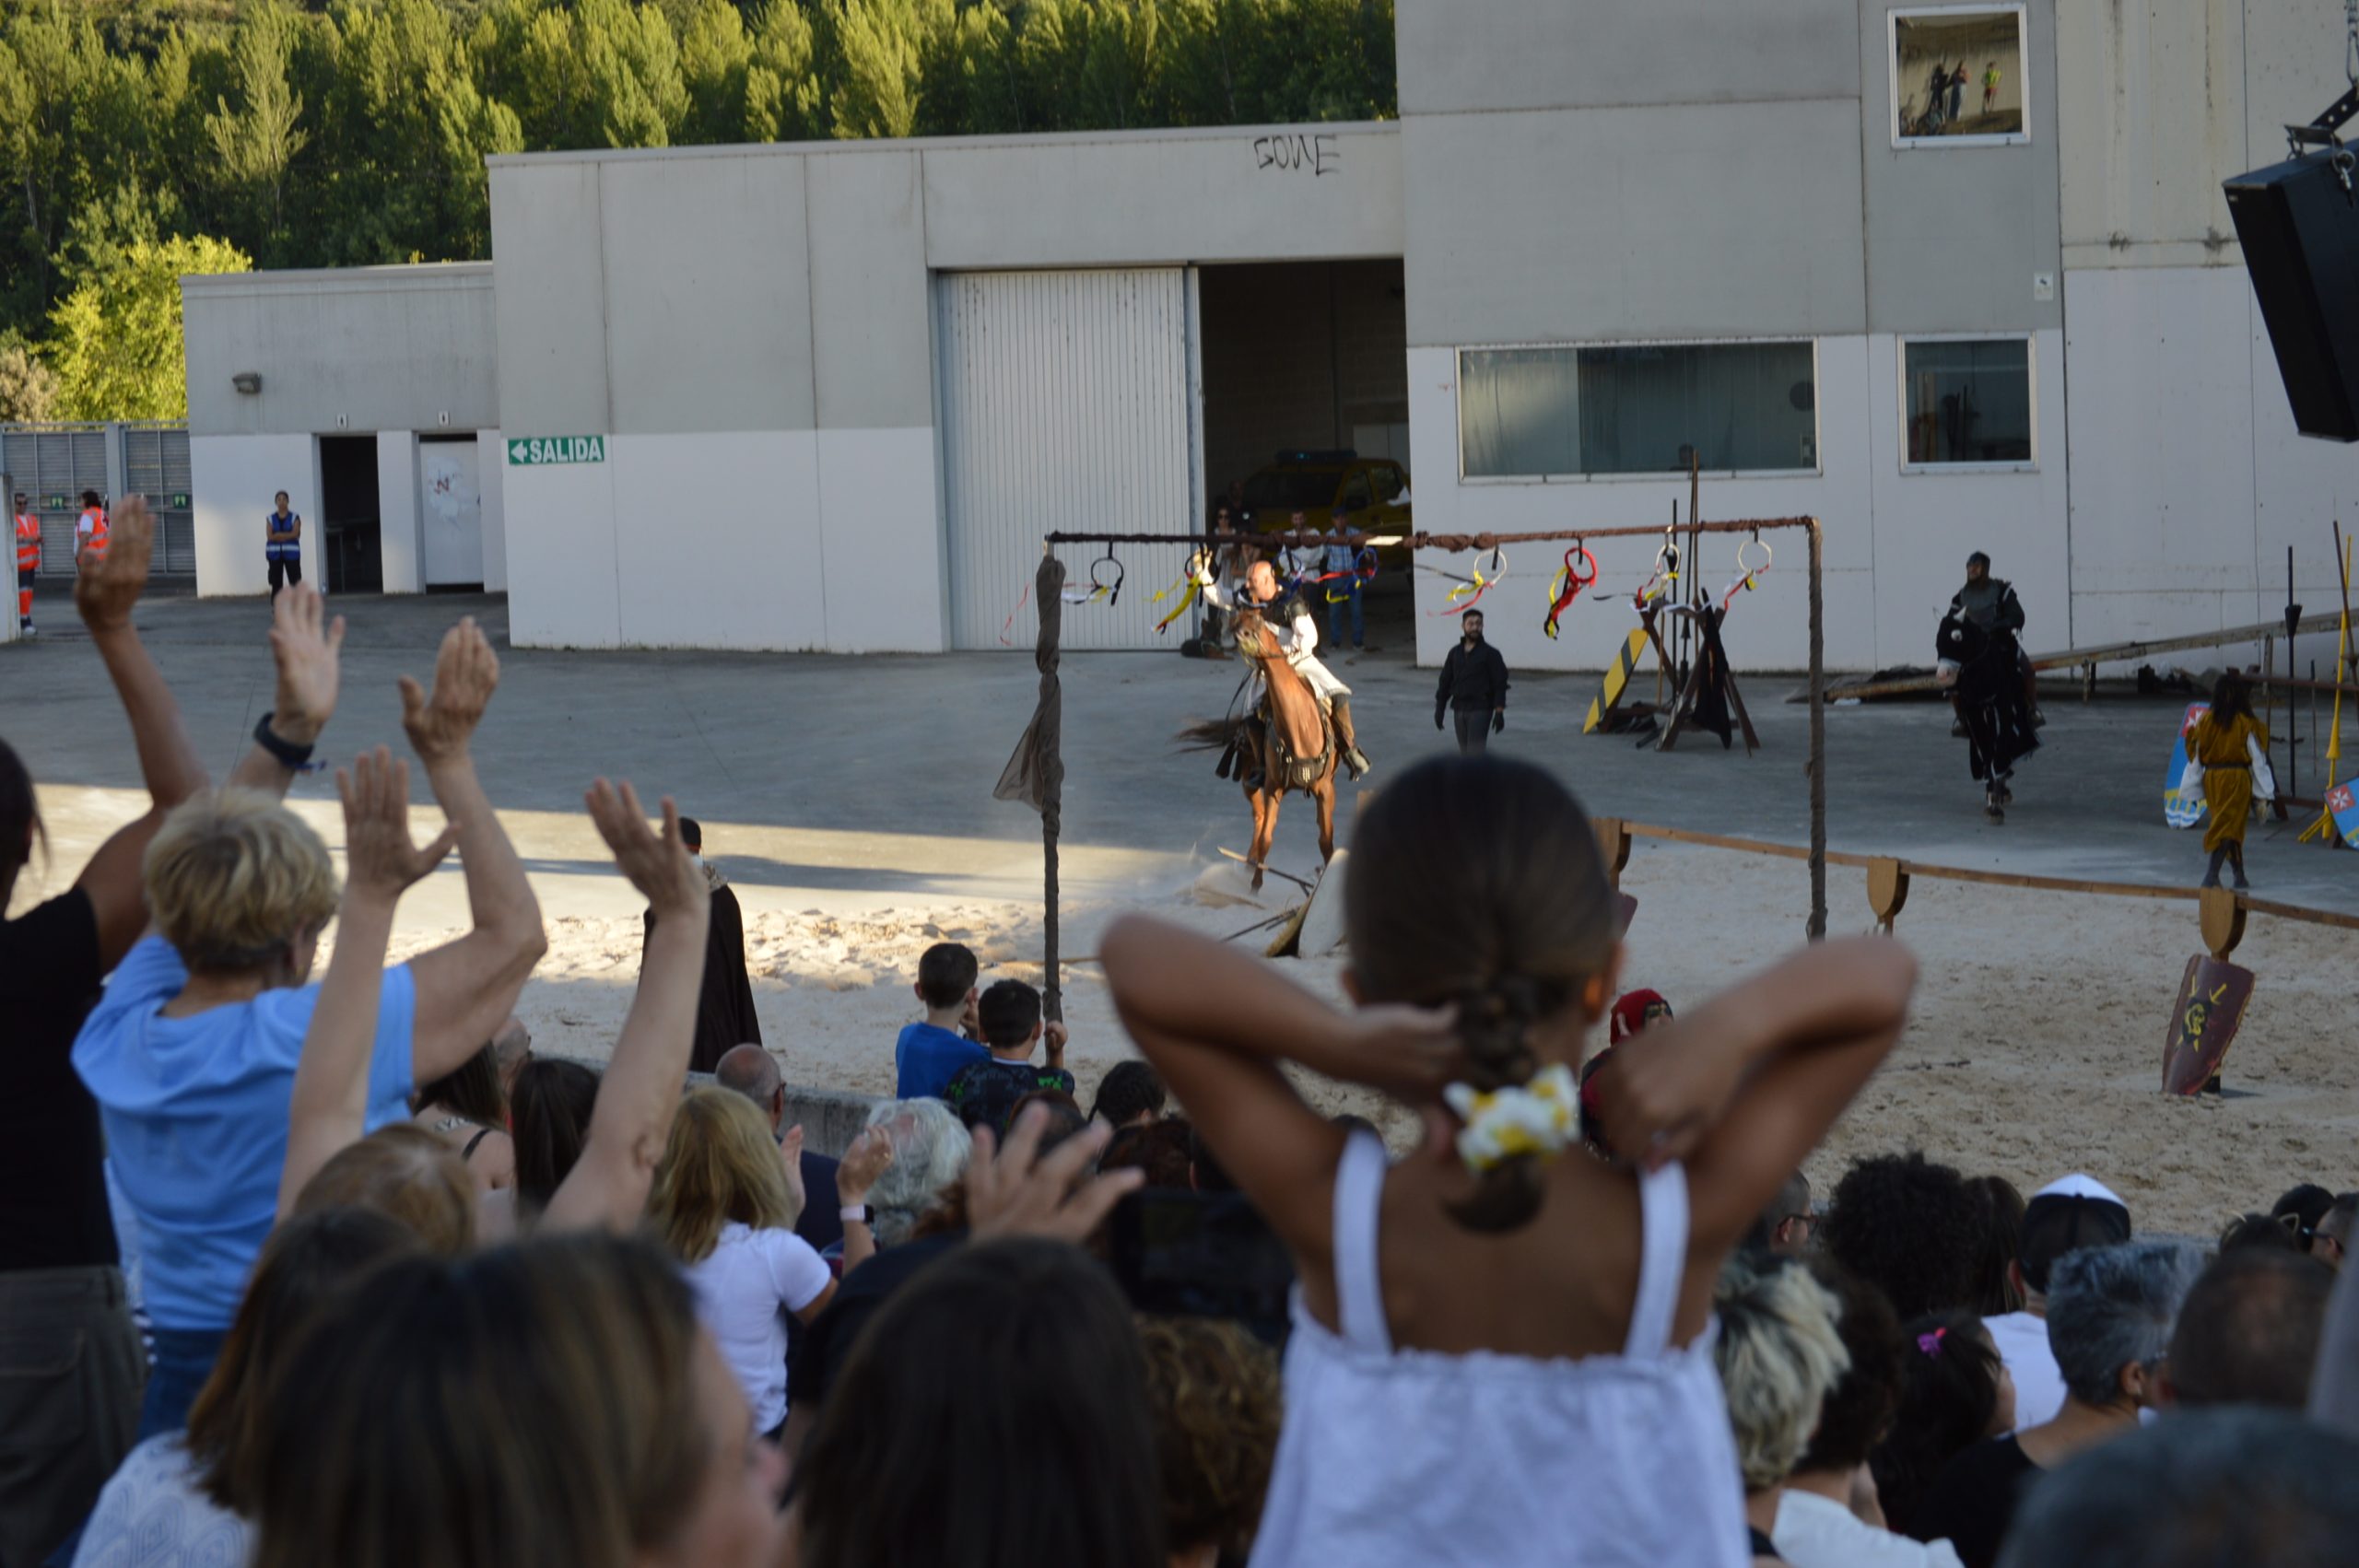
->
xmin=1997 ymin=1408 xmax=2359 ymax=1568
xmin=863 ymin=1098 xmax=972 ymax=1247
xmin=1712 ymin=1253 xmax=1850 ymax=1492
xmin=2045 ymin=1238 xmax=2205 ymax=1407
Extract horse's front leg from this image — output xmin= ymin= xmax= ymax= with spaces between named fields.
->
xmin=1245 ymin=782 xmax=1270 ymax=893
xmin=1315 ymin=777 xmax=1336 ymax=864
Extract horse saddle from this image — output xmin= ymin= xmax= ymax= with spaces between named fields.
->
xmin=1256 ymin=696 xmax=1333 ymax=791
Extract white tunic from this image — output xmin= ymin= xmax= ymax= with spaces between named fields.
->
xmin=1248 ymin=1133 xmax=1752 ymax=1568
xmin=1201 ymin=576 xmax=1351 ymax=704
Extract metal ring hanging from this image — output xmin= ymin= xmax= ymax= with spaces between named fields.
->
xmin=1543 ymin=542 xmax=1599 ymax=640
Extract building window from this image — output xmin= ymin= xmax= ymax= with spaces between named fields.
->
xmin=1902 ymin=337 xmax=2033 ymax=467
xmin=1458 ymin=342 xmax=1819 ymax=480
xmin=1891 ymin=6 xmax=2028 ymax=146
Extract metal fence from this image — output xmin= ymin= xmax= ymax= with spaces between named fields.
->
xmin=1 ymin=422 xmax=195 ymax=579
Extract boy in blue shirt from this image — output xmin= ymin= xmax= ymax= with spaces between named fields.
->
xmin=893 ymin=942 xmax=985 ymax=1099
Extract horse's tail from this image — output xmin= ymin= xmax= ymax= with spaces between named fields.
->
xmin=1176 ymin=717 xmax=1247 ymax=754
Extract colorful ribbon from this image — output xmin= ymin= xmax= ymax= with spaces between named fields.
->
xmin=1543 ymin=544 xmax=1599 ymax=640
xmin=1444 ymin=1063 xmax=1579 ymax=1173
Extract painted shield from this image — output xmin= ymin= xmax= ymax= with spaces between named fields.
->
xmin=2162 ymin=954 xmax=2256 ymax=1095
xmin=2330 ymin=780 xmax=2359 ymax=849
xmin=2165 ymin=703 xmax=2210 ymax=830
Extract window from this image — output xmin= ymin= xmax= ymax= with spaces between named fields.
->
xmin=1458 ymin=342 xmax=1819 ymax=480
xmin=1902 ymin=337 xmax=2033 ymax=466
xmin=1891 ymin=6 xmax=2028 ymax=147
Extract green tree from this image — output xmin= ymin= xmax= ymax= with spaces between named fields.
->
xmin=745 ymin=0 xmax=825 ymax=140
xmin=679 ymin=0 xmax=755 ymax=143
xmin=916 ymin=0 xmax=1020 ymax=135
xmin=204 ymin=0 xmax=309 ymax=261
xmin=47 ymin=233 xmax=252 ymax=420
xmin=0 ymin=333 xmax=60 ymax=423
xmin=827 ymin=0 xmax=947 ymax=140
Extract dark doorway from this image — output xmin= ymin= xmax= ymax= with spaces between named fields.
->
xmin=1198 ymin=260 xmax=1412 ymax=655
xmin=319 ymin=436 xmax=381 ymax=593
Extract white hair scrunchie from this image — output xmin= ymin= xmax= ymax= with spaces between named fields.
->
xmin=1443 ymin=1062 xmax=1579 ymax=1173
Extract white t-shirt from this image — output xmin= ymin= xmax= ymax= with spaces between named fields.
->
xmin=687 ymin=1220 xmax=832 ymax=1433
xmin=1984 ymin=1310 xmax=2067 ymax=1431
xmin=74 ymin=1434 xmax=252 ymax=1568
xmin=1773 ymin=1487 xmax=1965 ymax=1568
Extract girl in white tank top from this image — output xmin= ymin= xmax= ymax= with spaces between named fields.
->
xmin=1102 ymin=756 xmax=1916 ymax=1567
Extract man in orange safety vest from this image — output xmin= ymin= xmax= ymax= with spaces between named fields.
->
xmin=12 ymin=491 xmax=37 ymax=637
xmin=76 ymin=490 xmax=109 ymax=568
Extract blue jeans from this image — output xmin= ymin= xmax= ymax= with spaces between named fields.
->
xmin=136 ymin=1326 xmax=229 ymax=1442
xmin=1325 ymin=579 xmax=1363 ymax=649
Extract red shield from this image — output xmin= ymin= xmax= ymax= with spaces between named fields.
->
xmin=2162 ymin=955 xmax=2256 ymax=1095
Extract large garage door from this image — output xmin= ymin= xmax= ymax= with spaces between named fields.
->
xmin=939 ymin=269 xmax=1203 ymax=650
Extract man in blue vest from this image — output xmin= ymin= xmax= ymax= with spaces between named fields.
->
xmin=265 ymin=491 xmax=301 ymax=593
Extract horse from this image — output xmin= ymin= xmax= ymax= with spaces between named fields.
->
xmin=1180 ymin=603 xmax=1339 ymax=892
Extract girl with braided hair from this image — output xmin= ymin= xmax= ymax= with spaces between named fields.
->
xmin=1102 ymin=755 xmax=1918 ymax=1567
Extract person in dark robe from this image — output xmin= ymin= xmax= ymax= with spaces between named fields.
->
xmin=640 ymin=816 xmax=760 ymax=1073
xmin=1938 ymin=609 xmax=2038 ymax=821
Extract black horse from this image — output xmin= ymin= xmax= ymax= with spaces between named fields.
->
xmin=1938 ymin=612 xmax=2038 ymax=820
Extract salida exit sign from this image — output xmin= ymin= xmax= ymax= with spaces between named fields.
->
xmin=507 ymin=436 xmax=606 ymax=466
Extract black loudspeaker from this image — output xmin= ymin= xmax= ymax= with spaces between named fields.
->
xmin=2225 ymin=147 xmax=2359 ymax=441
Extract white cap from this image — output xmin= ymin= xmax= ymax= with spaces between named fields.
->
xmin=2033 ymin=1173 xmax=2127 ymax=1208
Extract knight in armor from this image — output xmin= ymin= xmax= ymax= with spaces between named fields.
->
xmin=1937 ymin=552 xmax=2040 ymax=819
xmin=1193 ymin=549 xmax=1372 ymax=779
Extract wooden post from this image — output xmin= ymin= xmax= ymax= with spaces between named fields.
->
xmin=1593 ymin=815 xmax=1633 ymax=889
xmin=1035 ymin=554 xmax=1067 ymax=1024
xmin=2201 ymin=887 xmax=2247 ymax=960
xmin=1867 ymin=858 xmax=1909 ymax=932
xmin=1807 ymin=519 xmax=1827 ymax=941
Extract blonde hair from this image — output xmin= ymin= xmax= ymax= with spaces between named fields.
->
xmin=145 ymin=789 xmax=338 ymax=973
xmin=1714 ymin=1253 xmax=1851 ymax=1492
xmin=650 ymin=1087 xmax=794 ymax=1263
xmin=294 ymin=1127 xmax=477 ymax=1257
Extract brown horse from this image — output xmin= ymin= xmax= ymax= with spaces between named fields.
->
xmin=1180 ymin=604 xmax=1338 ymax=892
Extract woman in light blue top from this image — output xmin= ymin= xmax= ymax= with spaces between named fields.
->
xmin=70 ymin=592 xmax=546 ymax=1436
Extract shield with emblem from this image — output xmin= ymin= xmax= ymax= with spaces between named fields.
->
xmin=2162 ymin=954 xmax=2256 ymax=1095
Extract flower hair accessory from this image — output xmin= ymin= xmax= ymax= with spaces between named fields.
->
xmin=1443 ymin=1063 xmax=1579 ymax=1174
xmin=1917 ymin=1328 xmax=1947 ymax=1359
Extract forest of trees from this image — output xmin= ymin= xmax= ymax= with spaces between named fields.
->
xmin=0 ymin=0 xmax=1396 ymax=417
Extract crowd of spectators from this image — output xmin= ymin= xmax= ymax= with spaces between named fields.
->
xmin=6 ymin=519 xmax=2359 ymax=1568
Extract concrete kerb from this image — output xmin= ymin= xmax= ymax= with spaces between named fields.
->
xmin=534 ymin=1049 xmax=884 ymax=1158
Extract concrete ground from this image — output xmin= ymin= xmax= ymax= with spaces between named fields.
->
xmin=7 ymin=579 xmax=2353 ymax=925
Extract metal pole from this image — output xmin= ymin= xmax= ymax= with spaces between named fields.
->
xmin=1808 ymin=519 xmax=1827 ymax=941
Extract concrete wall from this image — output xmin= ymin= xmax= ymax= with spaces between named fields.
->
xmin=189 ymin=433 xmax=316 ymax=597
xmin=487 ymin=125 xmax=1403 ymax=653
xmin=2052 ymin=0 xmax=2358 ymax=675
xmin=183 ymin=266 xmax=498 ymax=438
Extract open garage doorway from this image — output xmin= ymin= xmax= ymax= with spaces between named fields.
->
xmin=1198 ymin=260 xmax=1411 ymax=658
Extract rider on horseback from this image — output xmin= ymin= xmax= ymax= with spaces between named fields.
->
xmin=1192 ymin=549 xmax=1374 ymax=780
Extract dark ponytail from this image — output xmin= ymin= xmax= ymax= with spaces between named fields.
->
xmin=1344 ymin=756 xmax=1616 ymax=1236
xmin=1442 ymin=976 xmax=1569 ymax=1233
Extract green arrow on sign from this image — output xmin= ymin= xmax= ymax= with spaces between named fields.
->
xmin=507 ymin=436 xmax=607 ymax=466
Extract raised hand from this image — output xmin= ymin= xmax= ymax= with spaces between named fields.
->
xmin=1592 ymin=1021 xmax=1748 ymax=1171
xmin=1345 ymin=1001 xmax=1462 ymax=1103
xmin=780 ymin=1124 xmax=808 ymax=1222
xmin=338 ymin=745 xmax=460 ymax=900
xmin=965 ymin=1104 xmax=1142 ymax=1246
xmin=74 ymin=496 xmax=152 ymax=633
xmin=399 ymin=616 xmax=499 ymax=766
xmin=585 ymin=778 xmax=704 ymax=917
xmin=268 ymin=583 xmax=346 ymax=744
xmin=834 ymin=1124 xmax=896 ymax=1207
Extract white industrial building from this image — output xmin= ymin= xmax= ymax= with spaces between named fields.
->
xmin=179 ymin=0 xmax=2359 ymax=677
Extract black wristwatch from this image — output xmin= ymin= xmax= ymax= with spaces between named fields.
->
xmin=252 ymin=711 xmax=316 ymax=770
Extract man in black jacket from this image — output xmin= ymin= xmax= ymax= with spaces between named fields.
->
xmin=1435 ymin=609 xmax=1510 ymax=753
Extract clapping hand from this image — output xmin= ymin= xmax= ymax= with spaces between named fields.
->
xmin=780 ymin=1125 xmax=808 ymax=1220
xmin=834 ymin=1124 xmax=897 ymax=1207
xmin=966 ymin=1104 xmax=1142 ymax=1245
xmin=73 ymin=496 xmax=151 ymax=633
xmin=585 ymin=778 xmax=703 ymax=918
xmin=267 ymin=584 xmax=346 ymax=745
xmin=338 ymin=746 xmax=460 ymax=901
xmin=399 ymin=617 xmax=498 ymax=766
